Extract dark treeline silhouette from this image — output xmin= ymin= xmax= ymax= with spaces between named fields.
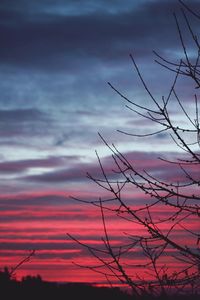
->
xmin=0 ymin=267 xmax=200 ymax=300
xmin=0 ymin=267 xmax=132 ymax=300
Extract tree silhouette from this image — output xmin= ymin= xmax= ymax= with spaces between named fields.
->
xmin=69 ymin=1 xmax=200 ymax=297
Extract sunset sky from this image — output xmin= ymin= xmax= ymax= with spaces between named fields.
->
xmin=0 ymin=0 xmax=199 ymax=284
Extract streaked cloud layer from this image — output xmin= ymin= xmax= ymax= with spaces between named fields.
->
xmin=0 ymin=0 xmax=199 ymax=283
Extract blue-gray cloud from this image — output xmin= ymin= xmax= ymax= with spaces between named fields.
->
xmin=0 ymin=0 xmax=199 ymax=72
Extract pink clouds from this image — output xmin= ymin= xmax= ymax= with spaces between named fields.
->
xmin=0 ymin=148 xmax=199 ymax=283
xmin=0 ymin=195 xmax=197 ymax=283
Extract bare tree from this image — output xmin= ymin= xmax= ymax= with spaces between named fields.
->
xmin=68 ymin=1 xmax=200 ymax=297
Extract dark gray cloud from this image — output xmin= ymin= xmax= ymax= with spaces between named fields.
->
xmin=0 ymin=194 xmax=71 ymax=208
xmin=22 ymin=163 xmax=101 ymax=183
xmin=0 ymin=0 xmax=144 ymax=16
xmin=0 ymin=108 xmax=46 ymax=123
xmin=0 ymin=155 xmax=80 ymax=174
xmin=0 ymin=108 xmax=53 ymax=139
xmin=0 ymin=0 xmax=199 ymax=72
xmin=0 ymin=241 xmax=76 ymax=251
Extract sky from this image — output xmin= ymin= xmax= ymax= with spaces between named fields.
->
xmin=0 ymin=0 xmax=200 ymax=285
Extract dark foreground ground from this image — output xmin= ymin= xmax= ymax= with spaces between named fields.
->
xmin=0 ymin=268 xmax=199 ymax=300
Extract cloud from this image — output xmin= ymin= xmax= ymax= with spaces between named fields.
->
xmin=0 ymin=0 xmax=199 ymax=72
xmin=0 ymin=0 xmax=145 ymax=16
xmin=0 ymin=241 xmax=76 ymax=251
xmin=14 ymin=149 xmax=197 ymax=192
xmin=0 ymin=108 xmax=52 ymax=139
xmin=0 ymin=108 xmax=45 ymax=122
xmin=0 ymin=155 xmax=81 ymax=174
